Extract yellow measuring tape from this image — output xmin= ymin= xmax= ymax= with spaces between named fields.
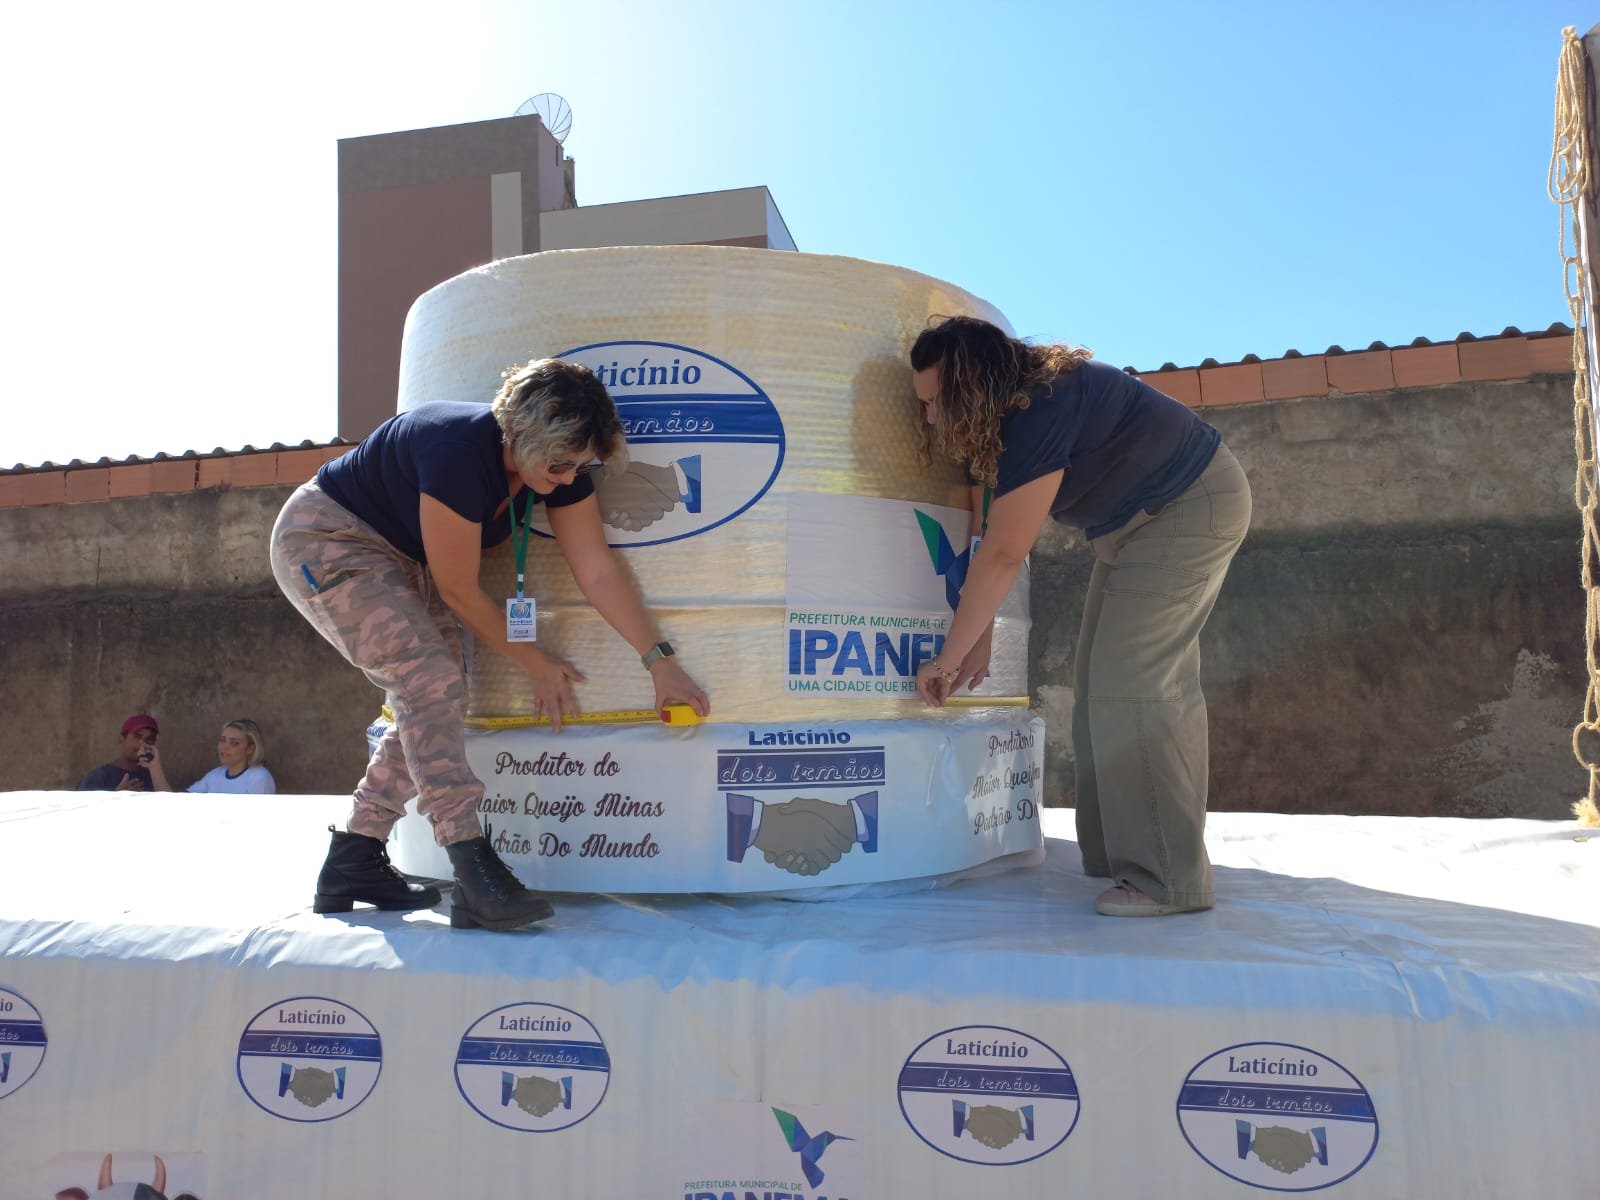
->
xmin=379 ymin=704 xmax=703 ymax=729
xmin=377 ymin=695 xmax=1028 ymax=731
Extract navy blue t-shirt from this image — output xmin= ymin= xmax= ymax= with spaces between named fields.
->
xmin=991 ymin=359 xmax=1220 ymax=538
xmin=315 ymin=402 xmax=594 ymax=563
xmin=78 ymin=762 xmax=152 ymax=791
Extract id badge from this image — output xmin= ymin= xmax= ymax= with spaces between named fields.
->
xmin=506 ymin=596 xmax=537 ymax=643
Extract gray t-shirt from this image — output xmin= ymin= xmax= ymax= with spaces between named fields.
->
xmin=77 ymin=762 xmax=153 ymax=790
xmin=992 ymin=359 xmax=1221 ymax=538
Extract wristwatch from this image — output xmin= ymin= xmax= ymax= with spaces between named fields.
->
xmin=641 ymin=641 xmax=675 ymax=668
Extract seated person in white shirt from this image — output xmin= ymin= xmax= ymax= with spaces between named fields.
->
xmin=188 ymin=718 xmax=276 ymax=794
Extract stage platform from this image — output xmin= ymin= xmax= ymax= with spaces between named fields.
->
xmin=1 ymin=790 xmax=1596 ymax=1198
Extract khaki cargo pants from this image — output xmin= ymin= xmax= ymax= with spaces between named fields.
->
xmin=1073 ymin=444 xmax=1252 ymax=908
xmin=269 ymin=482 xmax=484 ymax=846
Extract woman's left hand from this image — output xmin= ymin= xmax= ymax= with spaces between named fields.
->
xmin=650 ymin=659 xmax=710 ymax=718
xmin=951 ymin=624 xmax=993 ymax=693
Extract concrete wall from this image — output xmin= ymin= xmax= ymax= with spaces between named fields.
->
xmin=1030 ymin=375 xmax=1583 ymax=818
xmin=0 ymin=362 xmax=1584 ymax=816
xmin=0 ymin=487 xmax=378 ymax=795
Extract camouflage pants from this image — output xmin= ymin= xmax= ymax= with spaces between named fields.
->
xmin=269 ymin=482 xmax=484 ymax=845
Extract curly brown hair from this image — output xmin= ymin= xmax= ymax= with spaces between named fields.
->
xmin=909 ymin=316 xmax=1090 ymax=486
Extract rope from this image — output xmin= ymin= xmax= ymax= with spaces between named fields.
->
xmin=1550 ymin=26 xmax=1600 ymax=826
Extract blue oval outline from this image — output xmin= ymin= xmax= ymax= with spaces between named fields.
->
xmin=0 ymin=986 xmax=47 ymax=1102
xmin=896 ymin=1022 xmax=1080 ymax=1167
xmin=1175 ymin=1039 xmax=1380 ymax=1192
xmin=235 ymin=994 xmax=382 ymax=1125
xmin=453 ymin=1001 xmax=611 ymax=1134
xmin=545 ymin=338 xmax=787 ymax=549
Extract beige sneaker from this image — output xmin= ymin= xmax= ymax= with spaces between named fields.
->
xmin=1094 ymin=881 xmax=1210 ymax=917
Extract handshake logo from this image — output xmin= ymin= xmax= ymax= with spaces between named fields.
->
xmin=726 ymin=792 xmax=879 ymax=876
xmin=594 ymin=455 xmax=702 ymax=532
xmin=278 ymin=1063 xmax=344 ymax=1109
xmin=1237 ymin=1122 xmax=1329 ymax=1175
xmin=953 ymin=1099 xmax=1034 ymax=1150
xmin=502 ymin=1071 xmax=574 ymax=1117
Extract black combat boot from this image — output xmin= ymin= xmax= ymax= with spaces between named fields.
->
xmin=312 ymin=826 xmax=442 ymax=913
xmin=444 ymin=836 xmax=555 ymax=930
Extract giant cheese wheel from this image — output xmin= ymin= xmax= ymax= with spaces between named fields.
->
xmin=396 ymin=246 xmax=1029 ymax=720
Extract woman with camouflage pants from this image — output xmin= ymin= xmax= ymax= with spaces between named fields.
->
xmin=270 ymin=358 xmax=709 ymax=931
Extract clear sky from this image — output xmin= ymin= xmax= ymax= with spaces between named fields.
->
xmin=3 ymin=0 xmax=1584 ymax=468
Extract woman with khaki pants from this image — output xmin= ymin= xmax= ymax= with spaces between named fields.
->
xmin=911 ymin=316 xmax=1251 ymax=916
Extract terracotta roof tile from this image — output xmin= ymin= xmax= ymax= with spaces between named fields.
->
xmin=6 ymin=438 xmax=347 ymax=477
xmin=1 ymin=323 xmax=1581 ymax=475
xmin=1124 ymin=323 xmax=1571 ymax=375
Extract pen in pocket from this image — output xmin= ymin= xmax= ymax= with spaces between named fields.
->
xmin=302 ymin=564 xmax=361 ymax=594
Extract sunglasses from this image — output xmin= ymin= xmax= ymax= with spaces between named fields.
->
xmin=546 ymin=458 xmax=604 ymax=476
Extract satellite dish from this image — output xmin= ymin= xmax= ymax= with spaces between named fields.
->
xmin=514 ymin=93 xmax=573 ymax=144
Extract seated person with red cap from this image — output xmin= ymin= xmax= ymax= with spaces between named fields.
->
xmin=76 ymin=713 xmax=172 ymax=792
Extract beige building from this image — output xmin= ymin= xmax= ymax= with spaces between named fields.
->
xmin=540 ymin=187 xmax=795 ymax=253
xmin=338 ymin=113 xmax=795 ymax=441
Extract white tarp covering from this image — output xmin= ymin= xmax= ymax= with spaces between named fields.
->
xmin=384 ymin=712 xmax=1046 ymax=893
xmin=0 ymin=793 xmax=1596 ymax=1198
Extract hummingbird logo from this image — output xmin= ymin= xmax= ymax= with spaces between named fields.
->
xmin=772 ymin=1107 xmax=852 ymax=1188
xmin=914 ymin=508 xmax=969 ymax=611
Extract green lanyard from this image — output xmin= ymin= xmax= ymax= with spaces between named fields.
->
xmin=980 ymin=485 xmax=992 ymax=538
xmin=507 ymin=488 xmax=533 ymax=599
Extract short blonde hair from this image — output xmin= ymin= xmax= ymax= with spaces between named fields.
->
xmin=491 ymin=358 xmax=625 ymax=477
xmin=226 ymin=719 xmax=266 ymax=767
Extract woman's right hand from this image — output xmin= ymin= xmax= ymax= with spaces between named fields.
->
xmin=916 ymin=657 xmax=957 ymax=706
xmin=520 ymin=648 xmax=586 ymax=731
